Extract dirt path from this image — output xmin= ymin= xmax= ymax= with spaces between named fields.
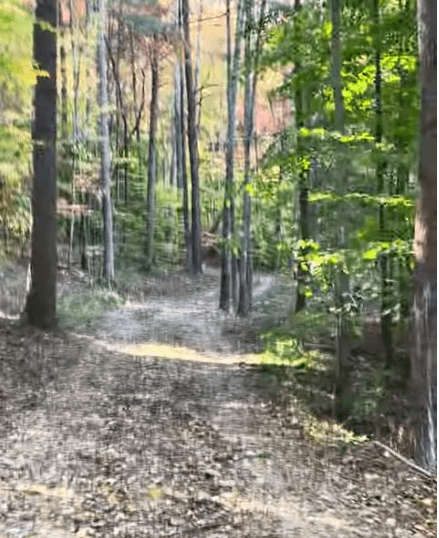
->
xmin=0 ymin=269 xmax=435 ymax=538
xmin=94 ymin=267 xmax=292 ymax=358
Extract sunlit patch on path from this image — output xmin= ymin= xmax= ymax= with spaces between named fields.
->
xmin=122 ymin=341 xmax=260 ymax=366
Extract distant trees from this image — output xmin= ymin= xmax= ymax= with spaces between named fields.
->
xmin=26 ymin=0 xmax=58 ymax=327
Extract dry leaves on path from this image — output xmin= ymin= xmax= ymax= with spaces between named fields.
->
xmin=0 ymin=319 xmax=436 ymax=538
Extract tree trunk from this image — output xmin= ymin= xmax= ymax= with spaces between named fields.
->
xmin=292 ymin=0 xmax=309 ymax=314
xmin=146 ymin=39 xmax=159 ymax=271
xmin=60 ymin=27 xmax=68 ymax=141
xmin=176 ymin=0 xmax=191 ymax=272
xmin=170 ymin=119 xmax=176 ymax=187
xmin=330 ymin=0 xmax=352 ymax=418
xmin=411 ymin=0 xmax=437 ymax=473
xmin=237 ymin=0 xmax=266 ymax=317
xmin=177 ymin=65 xmax=191 ymax=271
xmin=97 ymin=0 xmax=114 ymax=280
xmin=220 ymin=0 xmax=245 ymax=310
xmin=372 ymin=0 xmax=393 ymax=367
xmin=84 ymin=0 xmax=92 ymax=144
xmin=295 ymin=175 xmax=309 ymax=313
xmin=26 ymin=0 xmax=58 ymax=328
xmin=68 ymin=0 xmax=80 ymax=144
xmin=237 ymin=0 xmax=253 ymax=317
xmin=182 ymin=0 xmax=202 ymax=275
xmin=331 ymin=0 xmax=344 ymax=132
xmin=194 ymin=0 xmax=203 ymax=137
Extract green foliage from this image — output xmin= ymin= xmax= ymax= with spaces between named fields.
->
xmin=113 ymin=161 xmax=183 ymax=271
xmin=0 ymin=0 xmax=36 ymax=100
xmin=57 ymin=287 xmax=125 ymax=330
xmin=0 ymin=1 xmax=34 ymax=244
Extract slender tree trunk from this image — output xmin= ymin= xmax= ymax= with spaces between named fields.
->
xmin=182 ymin=0 xmax=202 ymax=275
xmin=129 ymin=27 xmax=139 ymax=143
xmin=220 ymin=0 xmax=245 ymax=310
xmin=68 ymin=0 xmax=80 ymax=144
xmin=372 ymin=0 xmax=393 ymax=367
xmin=177 ymin=63 xmax=191 ymax=271
xmin=331 ymin=0 xmax=344 ymax=132
xmin=84 ymin=0 xmax=92 ymax=144
xmin=26 ymin=0 xmax=58 ymax=328
xmin=238 ymin=0 xmax=266 ymax=317
xmin=176 ymin=0 xmax=191 ymax=271
xmin=60 ymin=26 xmax=68 ymax=141
xmin=194 ymin=0 xmax=203 ymax=137
xmin=146 ymin=39 xmax=159 ymax=271
xmin=330 ymin=0 xmax=351 ymax=417
xmin=294 ymin=76 xmax=309 ymax=313
xmin=237 ymin=0 xmax=253 ymax=317
xmin=293 ymin=0 xmax=309 ymax=314
xmin=170 ymin=119 xmax=176 ymax=187
xmin=97 ymin=0 xmax=114 ymax=280
xmin=411 ymin=0 xmax=437 ymax=473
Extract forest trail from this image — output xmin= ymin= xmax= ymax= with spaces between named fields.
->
xmin=0 ymin=268 xmax=435 ymax=538
xmin=95 ymin=267 xmax=293 ymax=362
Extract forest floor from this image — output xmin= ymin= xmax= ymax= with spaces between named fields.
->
xmin=0 ymin=263 xmax=436 ymax=537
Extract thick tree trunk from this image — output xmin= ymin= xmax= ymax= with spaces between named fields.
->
xmin=220 ymin=0 xmax=244 ymax=310
xmin=411 ymin=0 xmax=437 ymax=473
xmin=97 ymin=0 xmax=114 ymax=280
xmin=182 ymin=0 xmax=202 ymax=275
xmin=26 ymin=0 xmax=58 ymax=328
xmin=146 ymin=40 xmax=159 ymax=271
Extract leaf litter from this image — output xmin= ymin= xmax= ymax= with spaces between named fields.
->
xmin=0 ymin=266 xmax=436 ymax=537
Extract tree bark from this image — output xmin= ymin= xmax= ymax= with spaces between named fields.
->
xmin=146 ymin=38 xmax=159 ymax=271
xmin=84 ymin=0 xmax=92 ymax=143
xmin=372 ymin=0 xmax=393 ymax=367
xmin=175 ymin=61 xmax=191 ymax=271
xmin=97 ymin=0 xmax=114 ymax=280
xmin=194 ymin=0 xmax=203 ymax=137
xmin=220 ymin=0 xmax=245 ymax=310
xmin=330 ymin=0 xmax=352 ymax=418
xmin=68 ymin=0 xmax=80 ymax=144
xmin=330 ymin=0 xmax=344 ymax=132
xmin=411 ymin=0 xmax=437 ymax=473
xmin=237 ymin=0 xmax=266 ymax=317
xmin=293 ymin=0 xmax=309 ymax=314
xmin=59 ymin=26 xmax=68 ymax=141
xmin=182 ymin=0 xmax=203 ymax=275
xmin=26 ymin=0 xmax=58 ymax=328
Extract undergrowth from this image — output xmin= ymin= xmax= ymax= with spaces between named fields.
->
xmin=254 ymin=305 xmax=409 ymax=451
xmin=57 ymin=286 xmax=125 ymax=330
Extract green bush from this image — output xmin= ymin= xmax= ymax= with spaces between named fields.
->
xmin=57 ymin=288 xmax=125 ymax=330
